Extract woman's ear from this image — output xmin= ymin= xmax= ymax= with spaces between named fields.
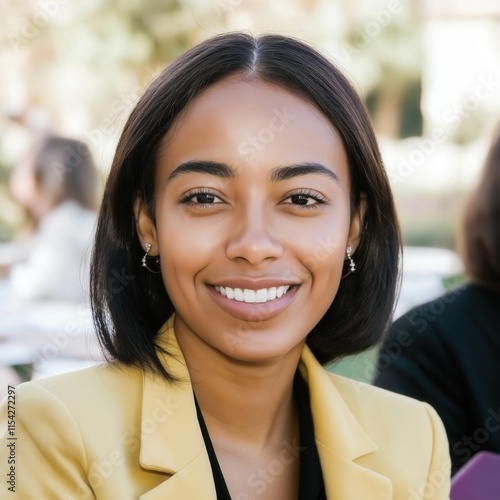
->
xmin=134 ymin=197 xmax=159 ymax=254
xmin=348 ymin=193 xmax=367 ymax=253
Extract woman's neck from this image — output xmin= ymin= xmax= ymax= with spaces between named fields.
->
xmin=176 ymin=329 xmax=304 ymax=454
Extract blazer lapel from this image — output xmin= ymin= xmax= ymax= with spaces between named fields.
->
xmin=300 ymin=346 xmax=393 ymax=499
xmin=138 ymin=317 xmax=217 ymax=500
xmin=136 ymin=318 xmax=392 ymax=499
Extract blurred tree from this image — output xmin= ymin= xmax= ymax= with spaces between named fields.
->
xmin=341 ymin=0 xmax=424 ymax=139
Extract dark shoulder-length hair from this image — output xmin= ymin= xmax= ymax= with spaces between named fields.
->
xmin=460 ymin=123 xmax=500 ymax=293
xmin=91 ymin=32 xmax=401 ymax=381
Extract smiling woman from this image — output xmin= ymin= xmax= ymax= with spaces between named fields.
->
xmin=0 ymin=33 xmax=451 ymax=499
xmin=135 ymin=77 xmax=356 ymax=367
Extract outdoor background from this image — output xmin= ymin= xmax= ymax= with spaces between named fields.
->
xmin=1 ymin=0 xmax=499 ymax=384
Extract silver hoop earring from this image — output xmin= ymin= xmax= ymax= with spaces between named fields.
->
xmin=342 ymin=245 xmax=356 ymax=279
xmin=141 ymin=243 xmax=161 ymax=274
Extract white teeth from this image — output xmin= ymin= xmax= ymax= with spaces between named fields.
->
xmin=244 ymin=289 xmax=256 ymax=303
xmin=214 ymin=285 xmax=291 ymax=304
xmin=255 ymin=289 xmax=267 ymax=303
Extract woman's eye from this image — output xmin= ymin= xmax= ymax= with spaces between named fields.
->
xmin=290 ymin=194 xmax=315 ymax=205
xmin=180 ymin=191 xmax=223 ymax=205
xmin=193 ymin=193 xmax=217 ymax=204
xmin=283 ymin=193 xmax=325 ymax=206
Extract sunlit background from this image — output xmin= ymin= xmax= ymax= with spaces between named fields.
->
xmin=1 ymin=0 xmax=499 ymax=386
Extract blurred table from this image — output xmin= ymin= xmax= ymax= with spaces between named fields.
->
xmin=0 ymin=282 xmax=104 ymax=382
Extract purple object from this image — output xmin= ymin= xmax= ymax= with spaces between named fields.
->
xmin=451 ymin=451 xmax=500 ymax=500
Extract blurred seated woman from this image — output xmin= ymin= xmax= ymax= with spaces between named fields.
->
xmin=1 ymin=136 xmax=98 ymax=304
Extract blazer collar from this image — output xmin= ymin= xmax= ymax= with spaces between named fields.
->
xmin=299 ymin=346 xmax=393 ymax=498
xmin=138 ymin=317 xmax=392 ymax=499
xmin=139 ymin=316 xmax=216 ymax=499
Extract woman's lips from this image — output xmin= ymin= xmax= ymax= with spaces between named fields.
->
xmin=208 ymin=284 xmax=299 ymax=321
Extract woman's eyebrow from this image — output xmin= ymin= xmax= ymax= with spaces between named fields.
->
xmin=269 ymin=163 xmax=339 ymax=184
xmin=167 ymin=160 xmax=339 ymax=184
xmin=167 ymin=160 xmax=237 ymax=182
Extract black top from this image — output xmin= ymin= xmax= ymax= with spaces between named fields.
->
xmin=373 ymin=283 xmax=500 ymax=474
xmin=195 ymin=371 xmax=326 ymax=499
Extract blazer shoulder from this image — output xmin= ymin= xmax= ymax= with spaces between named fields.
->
xmin=16 ymin=361 xmax=143 ymax=416
xmin=325 ymin=372 xmax=451 ymax=497
xmin=326 ymin=371 xmax=449 ymax=440
xmin=327 ymin=371 xmax=430 ymax=412
xmin=29 ymin=360 xmax=139 ymax=386
xmin=1 ymin=363 xmax=148 ymax=498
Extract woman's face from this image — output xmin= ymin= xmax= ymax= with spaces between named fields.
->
xmin=136 ymin=77 xmax=363 ymax=363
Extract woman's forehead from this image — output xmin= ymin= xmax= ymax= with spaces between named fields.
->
xmin=156 ymin=78 xmax=349 ymax=183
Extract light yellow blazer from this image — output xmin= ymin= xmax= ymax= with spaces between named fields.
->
xmin=1 ymin=317 xmax=450 ymax=499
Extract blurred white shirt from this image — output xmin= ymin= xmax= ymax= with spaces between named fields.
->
xmin=9 ymin=200 xmax=96 ymax=304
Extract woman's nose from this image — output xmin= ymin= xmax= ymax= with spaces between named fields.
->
xmin=225 ymin=206 xmax=284 ymax=265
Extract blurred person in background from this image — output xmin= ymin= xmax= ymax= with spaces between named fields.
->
xmin=0 ymin=135 xmax=98 ymax=304
xmin=373 ymin=122 xmax=500 ymax=474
